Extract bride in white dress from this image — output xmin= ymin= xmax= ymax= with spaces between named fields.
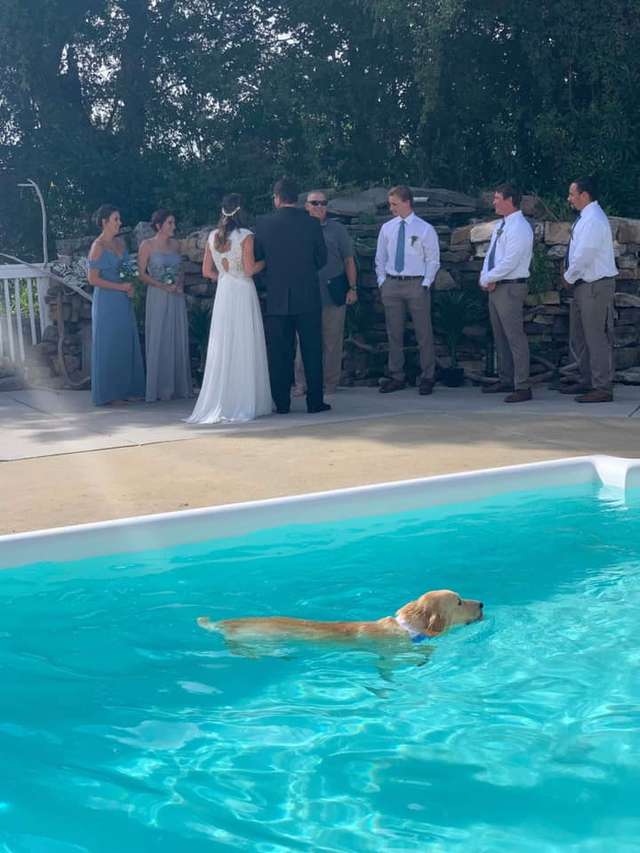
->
xmin=186 ymin=195 xmax=273 ymax=424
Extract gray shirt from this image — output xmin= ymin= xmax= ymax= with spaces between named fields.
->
xmin=318 ymin=219 xmax=354 ymax=306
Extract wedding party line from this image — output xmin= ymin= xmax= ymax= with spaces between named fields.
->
xmin=86 ymin=174 xmax=618 ymax=422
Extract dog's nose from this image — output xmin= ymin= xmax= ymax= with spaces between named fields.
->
xmin=478 ymin=601 xmax=484 ymax=609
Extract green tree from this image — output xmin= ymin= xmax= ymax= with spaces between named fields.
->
xmin=2 ymin=0 xmax=639 ymax=258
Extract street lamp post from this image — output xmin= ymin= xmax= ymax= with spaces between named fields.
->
xmin=17 ymin=179 xmax=48 ymax=265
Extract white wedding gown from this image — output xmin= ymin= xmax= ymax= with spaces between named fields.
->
xmin=186 ymin=228 xmax=272 ymax=424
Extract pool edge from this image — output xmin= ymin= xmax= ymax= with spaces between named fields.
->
xmin=1 ymin=454 xmax=639 ymax=569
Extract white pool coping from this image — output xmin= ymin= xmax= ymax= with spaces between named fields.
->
xmin=1 ymin=455 xmax=639 ymax=569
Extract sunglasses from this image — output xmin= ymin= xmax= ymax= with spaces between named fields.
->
xmin=308 ymin=200 xmax=328 ymax=207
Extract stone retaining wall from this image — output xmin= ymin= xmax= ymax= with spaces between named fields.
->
xmin=47 ymin=188 xmax=640 ymax=388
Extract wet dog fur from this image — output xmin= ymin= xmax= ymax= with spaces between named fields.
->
xmin=197 ymin=589 xmax=483 ymax=649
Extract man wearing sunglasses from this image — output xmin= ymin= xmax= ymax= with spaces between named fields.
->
xmin=293 ymin=190 xmax=357 ymax=396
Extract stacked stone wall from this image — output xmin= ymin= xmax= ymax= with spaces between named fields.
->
xmin=47 ymin=188 xmax=640 ymax=388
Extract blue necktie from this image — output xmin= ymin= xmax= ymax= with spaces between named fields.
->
xmin=394 ymin=220 xmax=406 ymax=273
xmin=487 ymin=220 xmax=505 ymax=271
xmin=565 ymin=213 xmax=581 ymax=270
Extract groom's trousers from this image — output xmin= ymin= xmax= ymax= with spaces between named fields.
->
xmin=265 ymin=310 xmax=323 ymax=412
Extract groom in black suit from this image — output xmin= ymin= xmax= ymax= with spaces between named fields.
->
xmin=254 ymin=177 xmax=331 ymax=414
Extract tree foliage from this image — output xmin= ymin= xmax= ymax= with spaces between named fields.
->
xmin=1 ymin=0 xmax=639 ymax=257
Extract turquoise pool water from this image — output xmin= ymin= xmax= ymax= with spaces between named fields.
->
xmin=1 ymin=484 xmax=639 ymax=852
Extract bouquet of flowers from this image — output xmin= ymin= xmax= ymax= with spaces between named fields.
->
xmin=162 ymin=266 xmax=176 ymax=286
xmin=119 ymin=258 xmax=140 ymax=285
xmin=118 ymin=256 xmax=146 ymax=318
xmin=161 ymin=262 xmax=184 ymax=292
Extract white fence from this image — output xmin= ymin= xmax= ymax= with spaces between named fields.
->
xmin=0 ymin=264 xmax=51 ymax=364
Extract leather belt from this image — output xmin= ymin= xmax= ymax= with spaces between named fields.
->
xmin=387 ymin=274 xmax=422 ymax=281
xmin=498 ymin=278 xmax=527 ymax=284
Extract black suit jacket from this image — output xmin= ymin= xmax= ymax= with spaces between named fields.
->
xmin=254 ymin=207 xmax=327 ymax=315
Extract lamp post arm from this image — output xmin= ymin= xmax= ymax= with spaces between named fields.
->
xmin=17 ymin=179 xmax=49 ymax=264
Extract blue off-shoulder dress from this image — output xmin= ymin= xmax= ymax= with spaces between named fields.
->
xmin=88 ymin=248 xmax=145 ymax=405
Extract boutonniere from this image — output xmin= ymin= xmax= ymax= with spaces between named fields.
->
xmin=410 ymin=235 xmax=419 ymax=247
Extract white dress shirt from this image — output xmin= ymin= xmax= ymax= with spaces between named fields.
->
xmin=375 ymin=212 xmax=440 ymax=288
xmin=480 ymin=210 xmax=533 ymax=287
xmin=564 ymin=201 xmax=617 ymax=284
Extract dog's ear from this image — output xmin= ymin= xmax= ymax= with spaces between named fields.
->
xmin=425 ymin=611 xmax=445 ymax=636
xmin=397 ymin=595 xmax=447 ymax=636
xmin=416 ymin=595 xmax=447 ymax=636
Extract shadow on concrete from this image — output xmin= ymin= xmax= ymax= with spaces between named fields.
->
xmin=1 ymin=385 xmax=640 ymax=462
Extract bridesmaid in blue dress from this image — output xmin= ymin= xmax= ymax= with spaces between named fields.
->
xmin=87 ymin=205 xmax=145 ymax=405
xmin=137 ymin=209 xmax=193 ymax=401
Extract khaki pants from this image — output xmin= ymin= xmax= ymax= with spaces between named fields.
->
xmin=488 ymin=281 xmax=530 ymax=390
xmin=294 ymin=303 xmax=346 ymax=393
xmin=570 ymin=278 xmax=615 ymax=392
xmin=380 ymin=277 xmax=435 ymax=382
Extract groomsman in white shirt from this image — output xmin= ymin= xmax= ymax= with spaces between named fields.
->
xmin=561 ymin=176 xmax=618 ymax=403
xmin=375 ymin=185 xmax=440 ymax=394
xmin=479 ymin=183 xmax=534 ymax=403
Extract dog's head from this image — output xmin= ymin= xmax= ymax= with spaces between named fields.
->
xmin=396 ymin=589 xmax=483 ymax=637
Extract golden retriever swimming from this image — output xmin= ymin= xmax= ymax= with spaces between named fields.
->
xmin=197 ymin=589 xmax=483 ymax=647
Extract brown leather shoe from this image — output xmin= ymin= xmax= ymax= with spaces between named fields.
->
xmin=559 ymin=384 xmax=591 ymax=395
xmin=379 ymin=379 xmax=407 ymax=393
xmin=481 ymin=382 xmax=513 ymax=394
xmin=418 ymin=379 xmax=434 ymax=395
xmin=504 ymin=389 xmax=532 ymax=403
xmin=575 ymin=389 xmax=613 ymax=403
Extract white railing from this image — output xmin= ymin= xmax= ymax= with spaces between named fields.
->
xmin=0 ymin=264 xmax=51 ymax=364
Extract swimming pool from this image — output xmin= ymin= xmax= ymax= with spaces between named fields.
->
xmin=1 ymin=456 xmax=639 ymax=851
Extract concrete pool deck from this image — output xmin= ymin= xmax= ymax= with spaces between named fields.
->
xmin=1 ymin=384 xmax=639 ymax=534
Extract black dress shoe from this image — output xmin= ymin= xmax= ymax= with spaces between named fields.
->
xmin=504 ymin=388 xmax=532 ymax=403
xmin=481 ymin=382 xmax=513 ymax=394
xmin=576 ymin=389 xmax=613 ymax=403
xmin=307 ymin=402 xmax=332 ymax=413
xmin=418 ymin=379 xmax=434 ymax=396
xmin=379 ymin=379 xmax=407 ymax=393
xmin=275 ymin=405 xmax=290 ymax=414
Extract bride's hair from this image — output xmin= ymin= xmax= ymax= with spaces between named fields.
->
xmin=214 ymin=193 xmax=247 ymax=251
